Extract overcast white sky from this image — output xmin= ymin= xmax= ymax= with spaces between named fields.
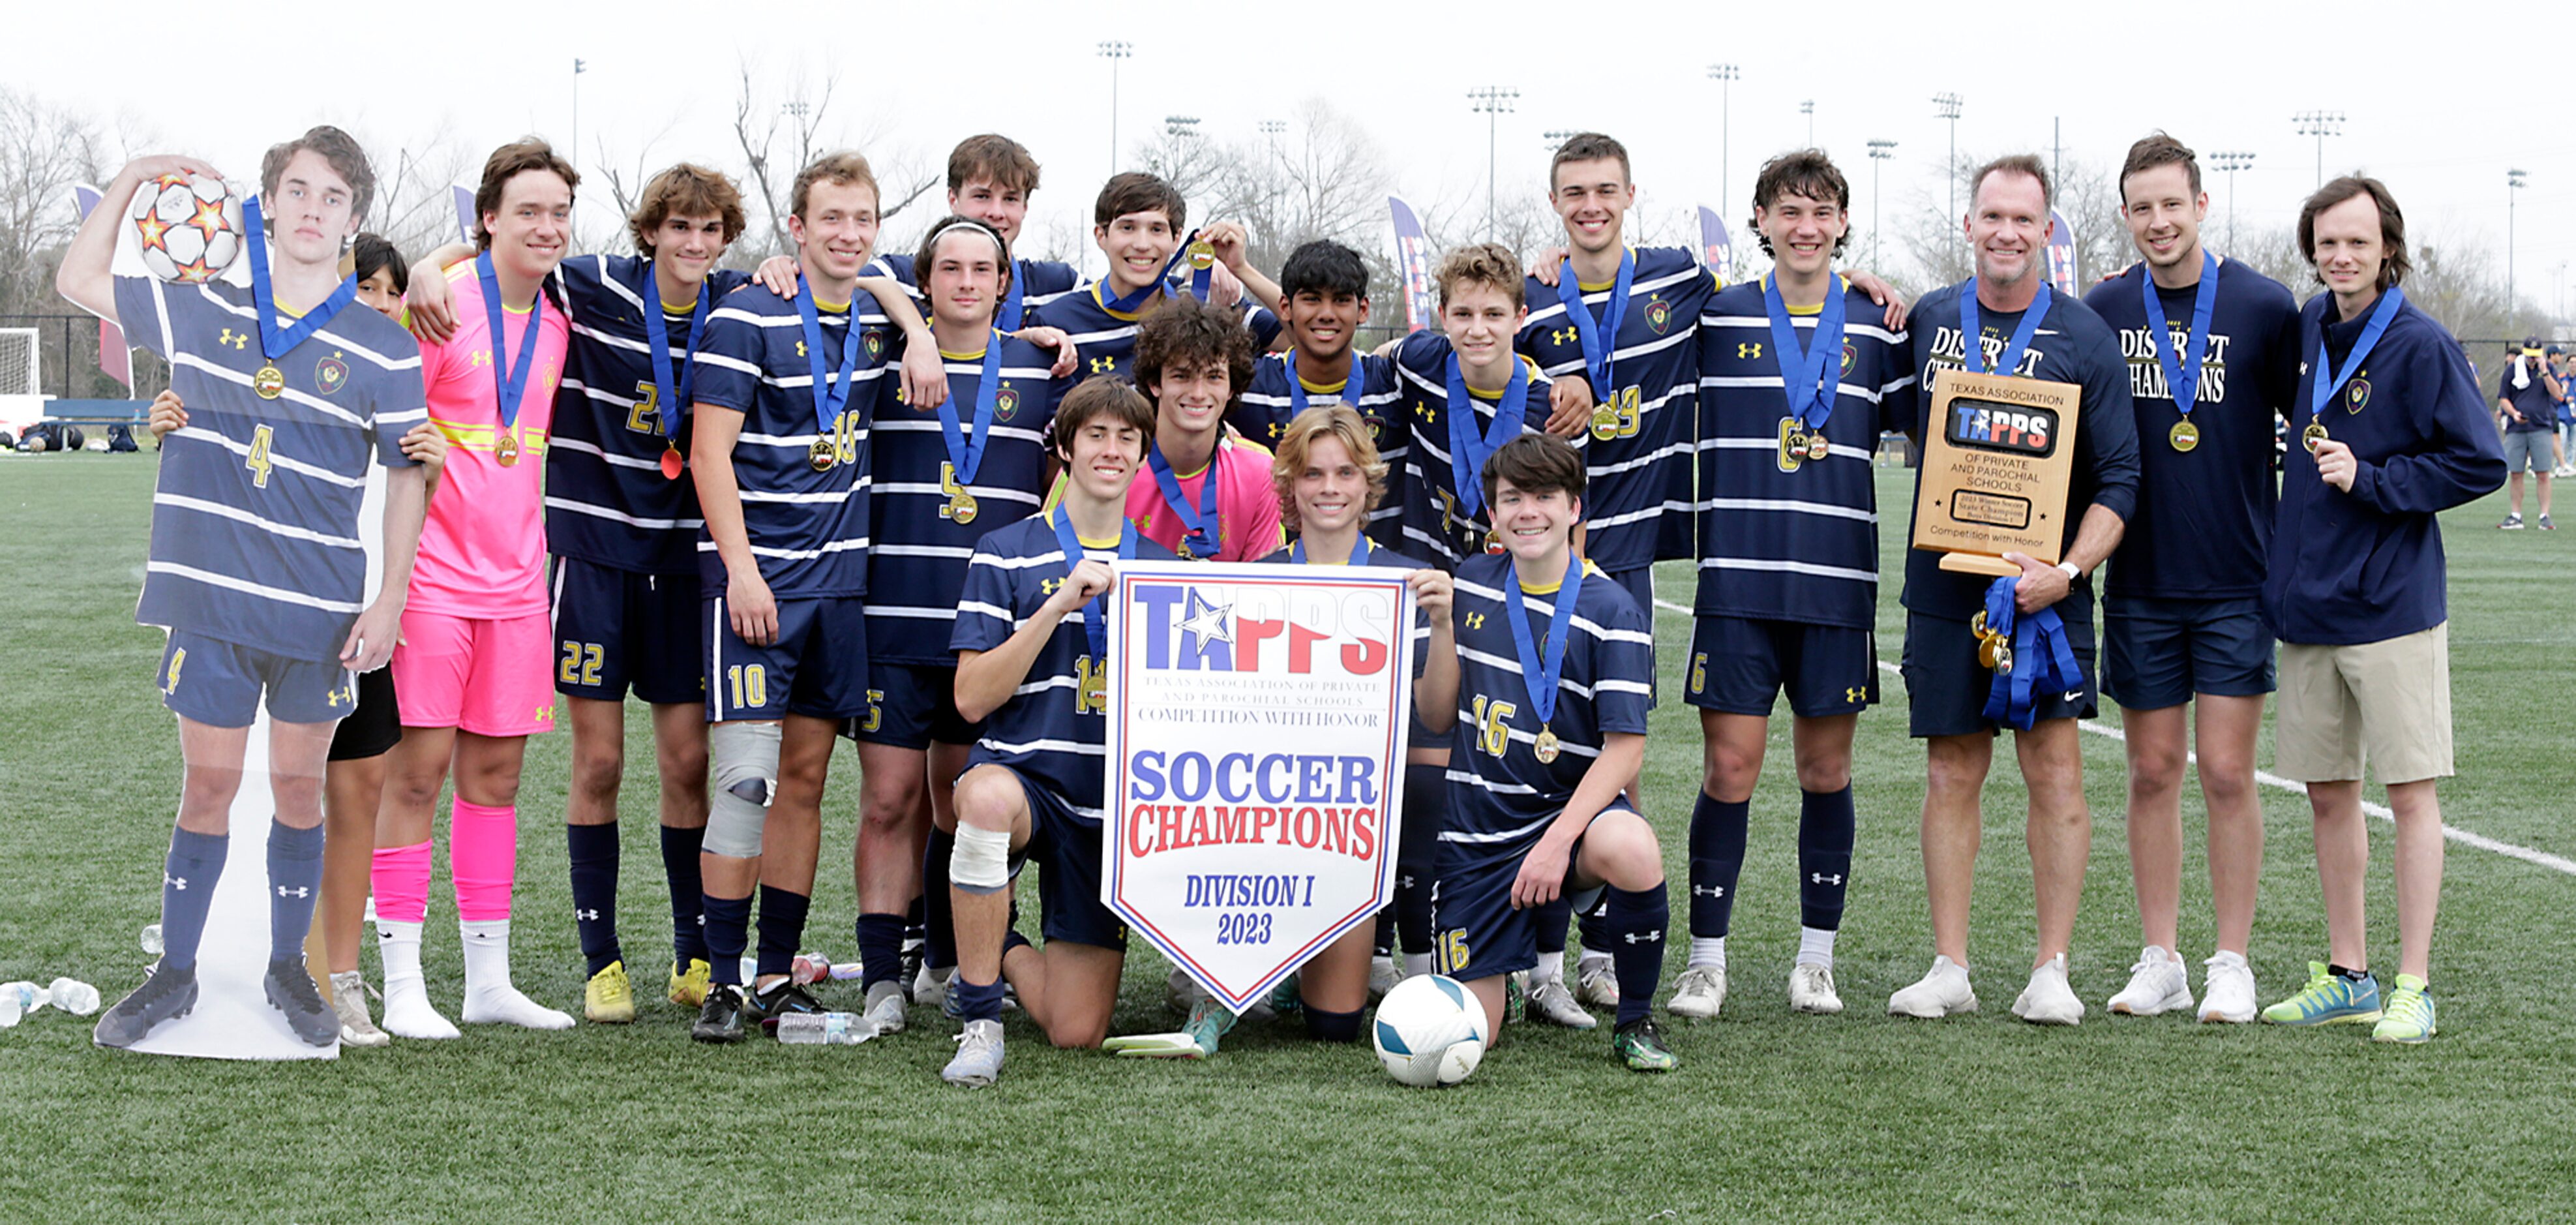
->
xmin=9 ymin=0 xmax=2571 ymax=312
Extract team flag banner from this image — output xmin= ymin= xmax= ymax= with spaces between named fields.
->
xmin=69 ymin=185 xmax=132 ymax=387
xmin=1102 ymin=560 xmax=1416 ymax=1013
xmin=1697 ymin=205 xmax=1731 ymax=279
xmin=1388 ymin=195 xmax=1434 ymax=334
xmin=452 ymin=185 xmax=477 ymax=245
xmin=2047 ymin=209 xmax=2078 ymax=296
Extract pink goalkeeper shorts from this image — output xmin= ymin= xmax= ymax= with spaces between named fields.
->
xmin=390 ymin=609 xmax=559 ymax=737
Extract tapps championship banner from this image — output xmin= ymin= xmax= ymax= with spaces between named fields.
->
xmin=1101 ymin=560 xmax=1416 ymax=1013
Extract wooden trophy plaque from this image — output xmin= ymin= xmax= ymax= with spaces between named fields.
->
xmin=1910 ymin=369 xmax=2082 ymax=577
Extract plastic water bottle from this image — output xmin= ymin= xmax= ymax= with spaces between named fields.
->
xmin=790 ymin=951 xmax=831 ymax=986
xmin=45 ymin=978 xmax=99 ymax=1016
xmin=773 ymin=1011 xmax=878 ymax=1045
xmin=140 ymin=924 xmax=163 ymax=956
xmin=0 ymin=982 xmax=37 ymax=1029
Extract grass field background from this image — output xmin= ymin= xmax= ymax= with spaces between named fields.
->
xmin=3 ymin=453 xmax=2571 ymax=1222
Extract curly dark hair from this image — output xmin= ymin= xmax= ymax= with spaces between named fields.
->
xmin=1131 ymin=296 xmax=1254 ymax=407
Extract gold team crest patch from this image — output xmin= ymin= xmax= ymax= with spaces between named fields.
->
xmin=995 ymin=384 xmax=1020 ymax=421
xmin=1643 ymin=295 xmax=1671 ymax=334
xmin=314 ymin=352 xmax=349 ymax=395
xmin=2346 ymin=374 xmax=2371 ymax=414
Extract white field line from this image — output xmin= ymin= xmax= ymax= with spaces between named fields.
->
xmin=1649 ymin=596 xmax=2576 ymax=877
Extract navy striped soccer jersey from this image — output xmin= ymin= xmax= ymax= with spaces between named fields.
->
xmin=861 ymin=253 xmax=1080 ymax=323
xmin=2080 ymin=260 xmax=2301 ymax=602
xmin=1028 ymin=282 xmax=1281 ymax=384
xmin=1443 ymin=553 xmax=1653 ymax=870
xmin=1518 ymin=246 xmax=1721 ymax=572
xmin=690 ymin=282 xmax=899 ymax=598
xmin=547 ymin=254 xmax=753 ymax=575
xmin=1231 ymin=350 xmax=1409 ymax=551
xmin=1392 ymin=331 xmax=1552 ymax=571
xmin=952 ymin=511 xmax=1180 ymax=820
xmin=867 ymin=333 xmax=1070 ymax=662
xmin=113 ymin=271 xmax=425 ymax=661
xmin=1693 ymin=275 xmax=1916 ymax=629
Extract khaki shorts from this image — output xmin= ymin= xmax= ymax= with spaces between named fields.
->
xmin=2273 ymin=623 xmax=2453 ymax=785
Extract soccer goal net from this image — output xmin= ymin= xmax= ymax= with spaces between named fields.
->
xmin=0 ymin=328 xmax=38 ymax=397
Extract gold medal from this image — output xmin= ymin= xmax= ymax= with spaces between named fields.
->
xmin=1970 ymin=611 xmax=1988 ymax=637
xmin=1186 ymin=238 xmax=1218 ymax=271
xmin=1532 ymin=727 xmax=1561 ymax=764
xmin=809 ymin=436 xmax=838 ymax=472
xmin=948 ymin=491 xmax=980 ymax=525
xmin=2169 ymin=419 xmax=2200 ymax=452
xmin=496 ymin=431 xmax=521 ymax=467
xmin=1990 ymin=640 xmax=2013 ymax=676
xmin=1589 ymin=404 xmax=1621 ymax=440
xmin=1808 ymin=432 xmax=1831 ymax=461
xmin=253 ymin=365 xmax=286 ymax=400
xmin=660 ymin=444 xmax=684 ymax=481
xmin=1482 ymin=527 xmax=1505 ymax=554
xmin=2301 ymin=421 xmax=2329 ymax=453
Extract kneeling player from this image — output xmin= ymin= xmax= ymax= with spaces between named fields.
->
xmin=1418 ymin=433 xmax=1677 ymax=1071
xmin=940 ymin=379 xmax=1176 ymax=1086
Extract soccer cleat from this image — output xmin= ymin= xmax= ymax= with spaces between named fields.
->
xmin=2011 ymin=954 xmax=2084 ymax=1025
xmin=1368 ymin=955 xmax=1401 ymax=999
xmin=2542 ymin=515 xmax=2558 ymax=531
xmin=328 ymin=971 xmax=390 ymax=1048
xmin=2262 ymin=961 xmax=2383 ymax=1026
xmin=1789 ymin=963 xmax=1844 ymax=1015
xmin=1182 ymin=995 xmax=1240 ymax=1055
xmin=1611 ymin=1016 xmax=1679 ymax=1072
xmin=1667 ymin=965 xmax=1728 ymax=1020
xmin=863 ymin=980 xmax=908 ymax=1036
xmin=913 ymin=961 xmax=949 ymax=1012
xmin=667 ymin=958 xmax=711 ymax=1008
xmin=944 ymin=1018 xmax=1006 ymax=1087
xmin=2371 ymin=976 xmax=2437 ymax=1044
xmin=585 ymin=960 xmax=637 ymax=1024
xmin=1887 ymin=956 xmax=1979 ymax=1018
xmin=1575 ymin=956 xmax=1621 ymax=1008
xmin=2198 ymin=952 xmax=2258 ymax=1023
xmin=263 ymin=960 xmax=339 ymax=1047
xmin=750 ymin=979 xmax=826 ymax=1033
xmin=2107 ymin=946 xmax=2194 ymax=1016
xmin=691 ymin=984 xmax=749 ymax=1044
xmin=897 ymin=937 xmax=927 ymax=1004
xmin=93 ymin=963 xmax=198 ymax=1050
xmin=1525 ymin=980 xmax=1599 ymax=1031
xmin=2500 ymin=513 xmax=2525 ymax=530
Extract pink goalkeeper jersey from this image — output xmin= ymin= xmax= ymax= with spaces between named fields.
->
xmin=408 ymin=264 xmax=569 ymax=618
xmin=1121 ymin=432 xmax=1284 ymax=562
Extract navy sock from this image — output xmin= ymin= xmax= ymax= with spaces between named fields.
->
xmin=1397 ymin=763 xmax=1444 ymax=956
xmin=1372 ymin=909 xmax=1396 ymax=958
xmin=265 ymin=819 xmax=323 ymax=965
xmin=1003 ymin=928 xmax=1032 ymax=957
xmin=567 ymin=822 xmax=621 ymax=975
xmin=903 ymin=894 xmax=927 ymax=960
xmin=921 ymin=828 xmax=958 ymax=971
xmin=1535 ymin=895 xmax=1572 ymax=958
xmin=1304 ymin=1004 xmax=1363 ymax=1044
xmin=1576 ymin=892 xmax=1611 ymax=958
xmin=659 ymin=824 xmax=707 ymax=965
xmin=755 ymin=885 xmax=809 ymax=980
xmin=2331 ymin=963 xmax=2372 ymax=982
xmin=158 ymin=827 xmax=228 ymax=972
xmin=1688 ymin=793 xmax=1750 ymax=939
xmin=855 ymin=913 xmax=905 ymax=989
xmin=702 ymin=892 xmax=752 ymax=987
xmin=1797 ymin=787 xmax=1857 ymax=931
xmin=952 ymin=973 xmax=1006 ymax=1023
xmin=1606 ymin=883 xmax=1670 ymax=1027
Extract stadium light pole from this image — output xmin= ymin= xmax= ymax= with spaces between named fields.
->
xmin=1469 ymin=86 xmax=1518 ymax=241
xmin=2508 ymin=168 xmax=2527 ymax=314
xmin=2293 ymin=110 xmax=2343 ymax=188
xmin=1867 ymin=140 xmax=1898 ymax=267
xmin=1932 ymin=93 xmax=1964 ymax=225
xmin=1707 ymin=64 xmax=1738 ymax=216
xmin=570 ymin=59 xmax=586 ymax=165
xmin=2211 ymin=150 xmax=2255 ymax=254
xmin=1259 ymin=119 xmax=1288 ymax=229
xmin=1098 ymin=40 xmax=1132 ymax=170
xmin=1801 ymin=100 xmax=1816 ymax=148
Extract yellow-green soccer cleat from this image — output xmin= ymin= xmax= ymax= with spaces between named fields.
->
xmin=1612 ymin=1016 xmax=1679 ymax=1072
xmin=2371 ymin=976 xmax=2437 ymax=1044
xmin=586 ymin=960 xmax=637 ymax=1024
xmin=668 ymin=958 xmax=712 ymax=1008
xmin=2260 ymin=961 xmax=2382 ymax=1026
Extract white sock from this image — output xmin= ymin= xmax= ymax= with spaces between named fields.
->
xmin=1573 ymin=943 xmax=1610 ymax=973
xmin=1370 ymin=954 xmax=1396 ymax=978
xmin=1402 ymin=952 xmax=1433 ymax=978
xmin=1688 ymin=935 xmax=1728 ymax=971
xmin=458 ymin=919 xmax=573 ymax=1030
xmin=1529 ymin=955 xmax=1565 ymax=987
xmin=1797 ymin=926 xmax=1837 ymax=968
xmin=374 ymin=920 xmax=458 ymax=1040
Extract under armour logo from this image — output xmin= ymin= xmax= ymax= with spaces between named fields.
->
xmin=796 ymin=340 xmax=807 ymax=357
xmin=471 ymin=350 xmax=492 ymax=367
xmin=1089 ymin=355 xmax=1116 ymax=374
xmin=1041 ymin=577 xmax=1066 ymax=596
xmin=577 ymin=909 xmax=601 ymax=921
xmin=164 ymin=874 xmax=188 ymax=890
xmin=1810 ymin=873 xmax=1844 ymax=886
xmin=275 ymin=886 xmax=310 ymax=898
xmin=1845 ymin=688 xmax=1868 ymax=704
xmin=217 ymin=327 xmax=248 ymax=350
xmin=1623 ymin=929 xmax=1663 ymax=945
xmin=1414 ymin=401 xmax=1436 ymax=422
xmin=1464 ymin=611 xmax=1486 ymax=629
xmin=1398 ymin=873 xmax=1416 ymax=889
xmin=1738 ymin=342 xmax=1762 ymax=359
xmin=1691 ymin=884 xmax=1725 ymax=898
xmin=1551 ymin=327 xmax=1577 ymax=346
xmin=1268 ymin=423 xmax=1285 ymax=439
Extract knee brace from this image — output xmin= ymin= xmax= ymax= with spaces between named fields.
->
xmin=703 ymin=720 xmax=781 ymax=858
xmin=951 ymin=824 xmax=1015 ymax=894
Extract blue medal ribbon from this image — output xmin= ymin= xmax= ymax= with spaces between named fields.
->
xmin=1098 ymin=229 xmax=1205 ymax=315
xmin=1763 ymin=271 xmax=1849 ymax=432
xmin=999 ymin=260 xmax=1028 ymax=333
xmin=1444 ymin=351 xmax=1531 ymax=517
xmin=1958 ymin=280 xmax=2052 ymax=378
xmin=1553 ymin=248 xmax=1634 ymax=393
xmin=2307 ymin=285 xmax=2406 ymax=423
xmin=795 ymin=277 xmax=867 ymax=442
xmin=476 ymin=252 xmax=547 ymax=436
xmin=241 ymin=197 xmax=357 ymax=362
xmin=1290 ymin=536 xmax=1371 ymax=566
xmin=936 ymin=331 xmax=1006 ymax=486
xmin=1050 ymin=508 xmax=1139 ymax=662
xmin=1286 ymin=351 xmax=1355 ymax=419
xmin=2140 ymin=252 xmax=2219 ymax=421
xmin=641 ymin=269 xmax=711 ymax=447
xmin=1504 ymin=554 xmax=1587 ymax=728
xmin=1978 ymin=576 xmax=2083 ymax=732
xmin=1146 ymin=438 xmax=1224 ymax=558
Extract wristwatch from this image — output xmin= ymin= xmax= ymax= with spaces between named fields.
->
xmin=2056 ymin=560 xmax=2082 ymax=582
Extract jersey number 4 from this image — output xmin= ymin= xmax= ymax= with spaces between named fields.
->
xmin=245 ymin=423 xmax=276 ymax=489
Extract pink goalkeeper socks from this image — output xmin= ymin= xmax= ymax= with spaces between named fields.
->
xmin=450 ymin=800 xmax=518 ymax=922
xmin=370 ymin=839 xmax=433 ymax=926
